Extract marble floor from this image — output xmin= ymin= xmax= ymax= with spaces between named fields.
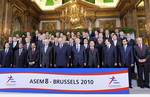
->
xmin=129 ymin=80 xmax=150 ymax=94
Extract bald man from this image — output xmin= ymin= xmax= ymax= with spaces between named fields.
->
xmin=134 ymin=37 xmax=150 ymax=88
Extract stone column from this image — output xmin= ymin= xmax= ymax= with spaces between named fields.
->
xmin=126 ymin=8 xmax=138 ymax=36
xmin=144 ymin=0 xmax=150 ymax=46
xmin=0 ymin=0 xmax=5 ymax=48
xmin=132 ymin=8 xmax=139 ymax=36
xmin=60 ymin=19 xmax=65 ymax=32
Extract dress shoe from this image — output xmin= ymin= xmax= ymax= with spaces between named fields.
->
xmin=140 ymin=86 xmax=144 ymax=88
xmin=129 ymin=86 xmax=133 ymax=88
xmin=145 ymin=86 xmax=150 ymax=88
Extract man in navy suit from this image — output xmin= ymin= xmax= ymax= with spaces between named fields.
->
xmin=54 ymin=38 xmax=69 ymax=68
xmin=103 ymin=39 xmax=117 ymax=67
xmin=72 ymin=38 xmax=86 ymax=68
xmin=14 ymin=43 xmax=27 ymax=68
xmin=40 ymin=39 xmax=52 ymax=68
xmin=120 ymin=38 xmax=134 ymax=88
xmin=0 ymin=43 xmax=13 ymax=68
xmin=134 ymin=37 xmax=150 ymax=88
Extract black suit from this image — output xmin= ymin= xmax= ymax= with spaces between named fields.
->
xmin=27 ymin=49 xmax=40 ymax=68
xmin=86 ymin=48 xmax=99 ymax=68
xmin=14 ymin=49 xmax=27 ymax=68
xmin=103 ymin=45 xmax=117 ymax=67
xmin=0 ymin=49 xmax=13 ymax=68
xmin=68 ymin=44 xmax=74 ymax=67
xmin=134 ymin=45 xmax=149 ymax=87
xmin=40 ymin=46 xmax=52 ymax=68
xmin=24 ymin=43 xmax=31 ymax=51
xmin=12 ymin=42 xmax=19 ymax=52
xmin=111 ymin=39 xmax=122 ymax=67
xmin=96 ymin=44 xmax=104 ymax=67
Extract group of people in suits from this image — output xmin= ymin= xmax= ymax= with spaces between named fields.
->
xmin=0 ymin=28 xmax=149 ymax=89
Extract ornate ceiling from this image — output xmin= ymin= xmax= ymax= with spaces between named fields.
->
xmin=31 ymin=0 xmax=120 ymax=11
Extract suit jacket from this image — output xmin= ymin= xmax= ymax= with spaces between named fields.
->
xmin=9 ymin=43 xmax=13 ymax=50
xmin=111 ymin=39 xmax=122 ymax=64
xmin=0 ymin=49 xmax=13 ymax=67
xmin=72 ymin=45 xmax=87 ymax=66
xmin=27 ymin=49 xmax=40 ymax=67
xmin=12 ymin=42 xmax=19 ymax=52
xmin=14 ymin=49 xmax=27 ymax=68
xmin=96 ymin=44 xmax=104 ymax=66
xmin=134 ymin=45 xmax=149 ymax=64
xmin=120 ymin=45 xmax=134 ymax=66
xmin=40 ymin=46 xmax=52 ymax=67
xmin=86 ymin=48 xmax=99 ymax=67
xmin=24 ymin=43 xmax=31 ymax=51
xmin=36 ymin=40 xmax=43 ymax=51
xmin=103 ymin=45 xmax=117 ymax=67
xmin=67 ymin=44 xmax=74 ymax=65
xmin=54 ymin=45 xmax=69 ymax=66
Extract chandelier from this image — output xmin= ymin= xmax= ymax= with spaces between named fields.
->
xmin=61 ymin=0 xmax=87 ymax=25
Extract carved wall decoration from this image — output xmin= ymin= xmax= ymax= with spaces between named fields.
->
xmin=42 ymin=22 xmax=57 ymax=32
xmin=99 ymin=20 xmax=116 ymax=29
xmin=138 ymin=17 xmax=146 ymax=34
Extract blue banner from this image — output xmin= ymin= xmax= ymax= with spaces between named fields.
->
xmin=0 ymin=68 xmax=129 ymax=94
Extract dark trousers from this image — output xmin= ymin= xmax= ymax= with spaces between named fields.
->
xmin=56 ymin=66 xmax=66 ymax=68
xmin=137 ymin=63 xmax=149 ymax=87
xmin=123 ymin=65 xmax=132 ymax=87
xmin=73 ymin=63 xmax=83 ymax=68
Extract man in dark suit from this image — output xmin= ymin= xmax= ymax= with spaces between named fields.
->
xmin=14 ymin=43 xmax=27 ymax=68
xmin=72 ymin=38 xmax=86 ymax=68
xmin=96 ymin=38 xmax=104 ymax=67
xmin=86 ymin=41 xmax=99 ymax=68
xmin=120 ymin=38 xmax=134 ymax=88
xmin=27 ymin=43 xmax=40 ymax=68
xmin=104 ymin=29 xmax=111 ymax=40
xmin=24 ymin=37 xmax=31 ymax=51
xmin=8 ymin=37 xmax=13 ymax=50
xmin=67 ymin=38 xmax=74 ymax=68
xmin=134 ymin=37 xmax=150 ymax=88
xmin=127 ymin=33 xmax=136 ymax=79
xmin=111 ymin=34 xmax=122 ymax=67
xmin=54 ymin=38 xmax=69 ymax=68
xmin=103 ymin=39 xmax=117 ymax=67
xmin=12 ymin=37 xmax=19 ymax=52
xmin=40 ymin=39 xmax=52 ymax=68
xmin=0 ymin=43 xmax=13 ymax=68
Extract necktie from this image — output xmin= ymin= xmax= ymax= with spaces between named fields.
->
xmin=19 ymin=49 xmax=22 ymax=56
xmin=45 ymin=47 xmax=47 ymax=53
xmin=32 ymin=49 xmax=35 ymax=54
xmin=140 ymin=45 xmax=142 ymax=51
xmin=138 ymin=44 xmax=142 ymax=51
xmin=60 ymin=45 xmax=63 ymax=48
xmin=124 ymin=46 xmax=126 ymax=52
xmin=91 ymin=48 xmax=94 ymax=54
xmin=77 ymin=46 xmax=80 ymax=52
xmin=5 ymin=49 xmax=8 ymax=54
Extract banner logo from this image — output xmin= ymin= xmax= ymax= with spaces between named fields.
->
xmin=6 ymin=75 xmax=16 ymax=86
xmin=108 ymin=76 xmax=120 ymax=87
